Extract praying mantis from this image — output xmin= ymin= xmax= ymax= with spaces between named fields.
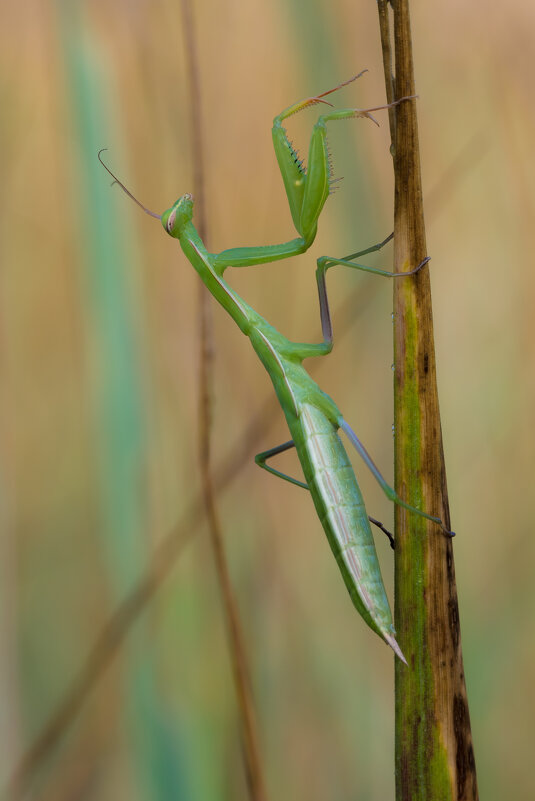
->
xmin=99 ymin=73 xmax=453 ymax=662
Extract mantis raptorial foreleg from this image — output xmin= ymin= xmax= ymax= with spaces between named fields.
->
xmin=210 ymin=75 xmax=415 ymax=272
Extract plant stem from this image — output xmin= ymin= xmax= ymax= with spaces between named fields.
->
xmin=377 ymin=2 xmax=479 ymax=799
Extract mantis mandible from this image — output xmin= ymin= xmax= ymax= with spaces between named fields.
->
xmin=99 ymin=74 xmax=453 ymax=662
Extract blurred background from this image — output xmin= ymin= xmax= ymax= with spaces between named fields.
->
xmin=1 ymin=0 xmax=534 ymax=799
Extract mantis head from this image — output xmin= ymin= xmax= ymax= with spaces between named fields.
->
xmin=161 ymin=194 xmax=194 ymax=239
xmin=97 ymin=151 xmax=195 ymax=241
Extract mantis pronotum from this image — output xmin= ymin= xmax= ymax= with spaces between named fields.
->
xmin=99 ymin=74 xmax=452 ymax=662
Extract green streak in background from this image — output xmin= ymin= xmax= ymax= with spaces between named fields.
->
xmin=58 ymin=4 xmax=189 ymax=799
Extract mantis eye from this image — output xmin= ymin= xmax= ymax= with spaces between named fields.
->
xmin=166 ymin=209 xmax=177 ymax=233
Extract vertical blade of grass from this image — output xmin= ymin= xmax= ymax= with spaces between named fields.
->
xmin=375 ymin=2 xmax=479 ymax=799
xmin=56 ymin=5 xmax=188 ymax=800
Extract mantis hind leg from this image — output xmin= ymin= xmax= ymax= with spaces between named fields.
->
xmin=255 ymin=440 xmax=309 ymax=490
xmin=255 ymin=438 xmax=397 ymax=545
xmin=338 ymin=418 xmax=455 ymax=538
xmin=368 ymin=516 xmax=395 ymax=550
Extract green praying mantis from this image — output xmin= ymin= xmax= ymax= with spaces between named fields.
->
xmin=99 ymin=73 xmax=453 ymax=663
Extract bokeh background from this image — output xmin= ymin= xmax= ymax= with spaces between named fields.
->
xmin=2 ymin=1 xmax=534 ymax=799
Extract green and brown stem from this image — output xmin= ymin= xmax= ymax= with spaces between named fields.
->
xmin=377 ymin=1 xmax=478 ymax=799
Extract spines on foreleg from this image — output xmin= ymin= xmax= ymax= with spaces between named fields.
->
xmin=271 ymin=126 xmax=307 ymax=235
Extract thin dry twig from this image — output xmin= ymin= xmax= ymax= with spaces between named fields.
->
xmin=377 ymin=0 xmax=396 ymax=138
xmin=179 ymin=2 xmax=268 ymax=800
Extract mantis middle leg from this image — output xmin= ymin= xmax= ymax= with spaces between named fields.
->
xmin=312 ymin=242 xmax=453 ymax=536
xmin=315 ymin=237 xmax=429 ymax=347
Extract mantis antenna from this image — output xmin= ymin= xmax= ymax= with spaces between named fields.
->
xmin=97 ymin=149 xmax=161 ymax=220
